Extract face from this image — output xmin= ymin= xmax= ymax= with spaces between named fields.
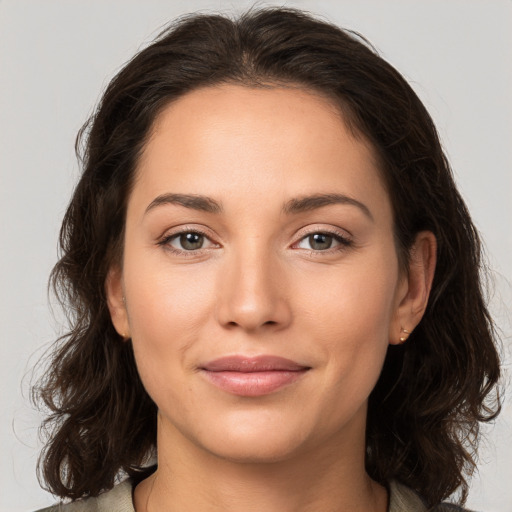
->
xmin=108 ymin=84 xmax=430 ymax=464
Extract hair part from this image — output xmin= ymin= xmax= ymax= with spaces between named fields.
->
xmin=33 ymin=7 xmax=501 ymax=506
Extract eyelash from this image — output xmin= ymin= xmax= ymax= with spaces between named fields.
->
xmin=295 ymin=229 xmax=353 ymax=257
xmin=157 ymin=227 xmax=215 ymax=258
xmin=157 ymin=227 xmax=353 ymax=258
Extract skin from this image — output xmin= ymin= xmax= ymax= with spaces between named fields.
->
xmin=107 ymin=84 xmax=436 ymax=512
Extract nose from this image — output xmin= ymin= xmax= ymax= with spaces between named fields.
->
xmin=215 ymin=245 xmax=292 ymax=333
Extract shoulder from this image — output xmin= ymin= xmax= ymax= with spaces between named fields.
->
xmin=389 ymin=480 xmax=476 ymax=512
xmin=33 ymin=479 xmax=135 ymax=512
xmin=433 ymin=506 xmax=476 ymax=512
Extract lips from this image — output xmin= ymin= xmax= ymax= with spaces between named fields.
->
xmin=200 ymin=355 xmax=310 ymax=397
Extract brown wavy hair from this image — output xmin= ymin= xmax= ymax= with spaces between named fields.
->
xmin=33 ymin=7 xmax=501 ymax=507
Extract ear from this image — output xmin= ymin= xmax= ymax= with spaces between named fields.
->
xmin=105 ymin=266 xmax=131 ymax=340
xmin=389 ymin=231 xmax=437 ymax=345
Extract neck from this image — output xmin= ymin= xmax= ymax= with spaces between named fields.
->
xmin=134 ymin=414 xmax=387 ymax=512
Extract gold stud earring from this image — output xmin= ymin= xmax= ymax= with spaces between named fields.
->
xmin=399 ymin=327 xmax=411 ymax=343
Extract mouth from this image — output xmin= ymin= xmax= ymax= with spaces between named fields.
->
xmin=199 ymin=355 xmax=311 ymax=397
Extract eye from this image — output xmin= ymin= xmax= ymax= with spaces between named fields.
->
xmin=173 ymin=232 xmax=205 ymax=250
xmin=296 ymin=231 xmax=351 ymax=251
xmin=160 ymin=230 xmax=216 ymax=253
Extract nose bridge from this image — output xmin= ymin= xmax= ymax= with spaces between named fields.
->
xmin=216 ymin=237 xmax=290 ymax=331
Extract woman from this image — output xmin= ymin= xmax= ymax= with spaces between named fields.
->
xmin=34 ymin=7 xmax=500 ymax=512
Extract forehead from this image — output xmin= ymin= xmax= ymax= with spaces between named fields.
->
xmin=133 ymin=84 xmax=390 ymax=220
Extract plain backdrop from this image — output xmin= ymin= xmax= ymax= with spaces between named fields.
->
xmin=1 ymin=1 xmax=511 ymax=510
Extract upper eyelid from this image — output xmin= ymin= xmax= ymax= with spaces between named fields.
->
xmin=156 ymin=225 xmax=215 ymax=251
xmin=163 ymin=228 xmax=217 ymax=246
xmin=162 ymin=224 xmax=350 ymax=238
xmin=292 ymin=230 xmax=351 ymax=251
xmin=161 ymin=225 xmax=351 ymax=250
xmin=294 ymin=225 xmax=352 ymax=241
xmin=162 ymin=225 xmax=215 ymax=239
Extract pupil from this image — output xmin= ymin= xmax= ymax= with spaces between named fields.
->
xmin=181 ymin=233 xmax=203 ymax=250
xmin=309 ymin=233 xmax=332 ymax=250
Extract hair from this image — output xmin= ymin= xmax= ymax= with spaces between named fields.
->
xmin=33 ymin=7 xmax=500 ymax=507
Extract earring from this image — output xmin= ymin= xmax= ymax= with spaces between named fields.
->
xmin=399 ymin=327 xmax=411 ymax=343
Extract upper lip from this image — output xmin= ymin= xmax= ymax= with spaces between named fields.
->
xmin=201 ymin=355 xmax=310 ymax=372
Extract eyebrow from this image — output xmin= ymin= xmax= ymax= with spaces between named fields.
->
xmin=145 ymin=192 xmax=373 ymax=220
xmin=145 ymin=193 xmax=223 ymax=214
xmin=282 ymin=193 xmax=373 ymax=220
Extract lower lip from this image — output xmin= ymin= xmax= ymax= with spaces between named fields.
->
xmin=201 ymin=370 xmax=308 ymax=397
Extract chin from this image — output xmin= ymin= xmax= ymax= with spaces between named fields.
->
xmin=204 ymin=435 xmax=307 ymax=464
xmin=191 ymin=415 xmax=314 ymax=464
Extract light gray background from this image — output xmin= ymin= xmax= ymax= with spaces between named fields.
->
xmin=1 ymin=1 xmax=511 ymax=510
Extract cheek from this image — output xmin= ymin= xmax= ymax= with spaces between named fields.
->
xmin=295 ymin=256 xmax=399 ymax=393
xmin=123 ymin=255 xmax=217 ymax=389
xmin=126 ymin=251 xmax=216 ymax=327
xmin=298 ymin=259 xmax=399 ymax=339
